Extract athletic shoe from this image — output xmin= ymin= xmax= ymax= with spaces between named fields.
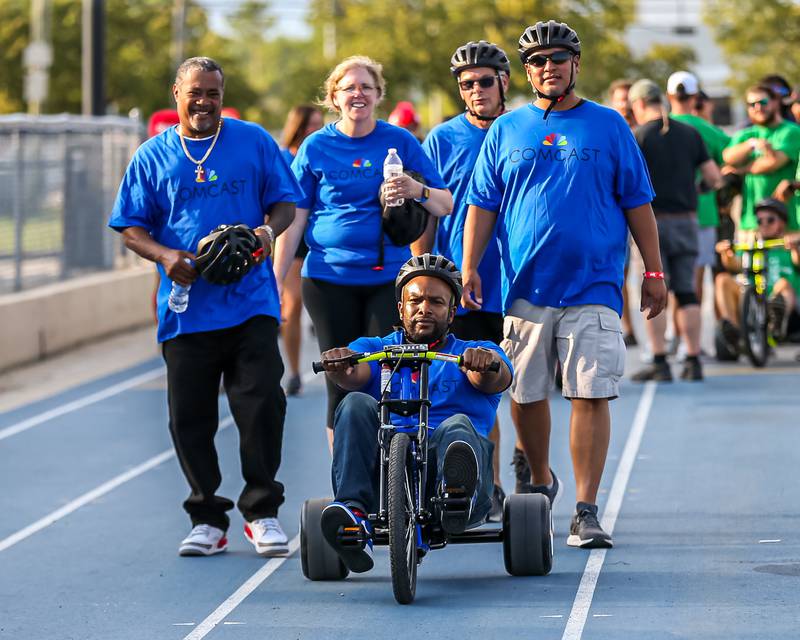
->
xmin=767 ymin=295 xmax=788 ymax=341
xmin=567 ymin=502 xmax=613 ymax=549
xmin=179 ymin=524 xmax=228 ymax=556
xmin=631 ymin=360 xmax=673 ymax=382
xmin=531 ymin=468 xmax=563 ymax=507
xmin=680 ymin=357 xmax=703 ymax=381
xmin=285 ymin=374 xmax=302 ymax=397
xmin=720 ymin=319 xmax=742 ymax=352
xmin=244 ymin=517 xmax=289 ymax=557
xmin=320 ymin=502 xmax=374 ymax=573
xmin=487 ymin=484 xmax=506 ymax=523
xmin=439 ymin=440 xmax=478 ymax=535
xmin=623 ymin=333 xmax=638 ymax=347
xmin=512 ymin=447 xmax=532 ymax=493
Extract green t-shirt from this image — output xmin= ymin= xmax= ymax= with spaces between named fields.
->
xmin=728 ymin=121 xmax=800 ymax=231
xmin=767 ymin=247 xmax=800 ymax=296
xmin=672 ymin=114 xmax=730 ymax=228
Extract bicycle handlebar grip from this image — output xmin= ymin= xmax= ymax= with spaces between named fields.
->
xmin=488 ymin=361 xmax=501 ymax=373
xmin=312 ymin=361 xmax=325 ymax=374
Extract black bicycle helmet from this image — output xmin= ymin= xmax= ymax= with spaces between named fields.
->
xmin=395 ymin=253 xmax=463 ymax=303
xmin=518 ymin=20 xmax=581 ymax=63
xmin=450 ymin=40 xmax=511 ymax=76
xmin=195 ymin=223 xmax=261 ymax=285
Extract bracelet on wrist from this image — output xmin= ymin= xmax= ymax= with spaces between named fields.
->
xmin=255 ymin=224 xmax=275 ymax=245
xmin=643 ymin=271 xmax=665 ymax=280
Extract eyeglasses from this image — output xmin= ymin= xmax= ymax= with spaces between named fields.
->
xmin=526 ymin=51 xmax=573 ymax=68
xmin=337 ymin=83 xmax=377 ymax=95
xmin=747 ymin=98 xmax=771 ymax=109
xmin=757 ymin=215 xmax=779 ymax=226
xmin=458 ymin=76 xmax=497 ymax=91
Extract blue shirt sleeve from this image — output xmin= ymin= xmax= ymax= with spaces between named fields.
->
xmin=291 ymin=136 xmax=318 ymax=210
xmin=466 ymin=125 xmax=504 ymax=212
xmin=614 ymin=118 xmax=655 ymax=210
xmin=258 ymin=130 xmax=304 ymax=210
xmin=108 ymin=151 xmax=158 ymax=233
xmin=401 ymin=129 xmax=445 ymax=189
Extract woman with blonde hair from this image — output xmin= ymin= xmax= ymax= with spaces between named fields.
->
xmin=274 ymin=55 xmax=452 ymax=446
xmin=279 ymin=105 xmax=324 ymax=396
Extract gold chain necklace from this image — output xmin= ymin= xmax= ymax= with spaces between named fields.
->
xmin=178 ymin=117 xmax=223 ymax=182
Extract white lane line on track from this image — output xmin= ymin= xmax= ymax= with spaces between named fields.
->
xmin=0 ymin=416 xmax=234 ymax=554
xmin=561 ymin=381 xmax=656 ymax=640
xmin=0 ymin=367 xmax=165 ymax=442
xmin=183 ymin=536 xmax=301 ymax=640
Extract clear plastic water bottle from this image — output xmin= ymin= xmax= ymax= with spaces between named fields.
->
xmin=383 ymin=148 xmax=404 ymax=207
xmin=168 ymin=258 xmax=192 ymax=314
xmin=380 ymin=363 xmax=392 ymax=396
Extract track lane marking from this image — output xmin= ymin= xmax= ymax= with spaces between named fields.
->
xmin=561 ymin=381 xmax=656 ymax=640
xmin=183 ymin=536 xmax=301 ymax=640
xmin=0 ymin=367 xmax=165 ymax=442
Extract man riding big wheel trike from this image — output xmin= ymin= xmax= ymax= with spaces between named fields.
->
xmin=301 ymin=254 xmax=553 ymax=604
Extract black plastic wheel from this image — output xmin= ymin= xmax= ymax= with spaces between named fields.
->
xmin=503 ymin=493 xmax=553 ymax=576
xmin=740 ymin=287 xmax=768 ymax=367
xmin=714 ymin=326 xmax=739 ymax=362
xmin=388 ymin=433 xmax=417 ymax=604
xmin=300 ymin=498 xmax=349 ymax=581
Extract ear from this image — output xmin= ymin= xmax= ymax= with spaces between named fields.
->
xmin=573 ymin=55 xmax=581 ymax=74
xmin=448 ymin=303 xmax=457 ymax=325
xmin=172 ymin=83 xmax=179 ymax=103
xmin=397 ymin=299 xmax=403 ymax=319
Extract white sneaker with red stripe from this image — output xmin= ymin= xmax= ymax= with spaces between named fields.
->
xmin=178 ymin=524 xmax=228 ymax=556
xmin=244 ymin=517 xmax=289 ymax=556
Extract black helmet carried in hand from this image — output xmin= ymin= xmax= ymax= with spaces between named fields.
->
xmin=195 ymin=223 xmax=261 ymax=285
xmin=518 ymin=20 xmax=581 ymax=63
xmin=395 ymin=253 xmax=463 ymax=303
xmin=450 ymin=40 xmax=511 ymax=76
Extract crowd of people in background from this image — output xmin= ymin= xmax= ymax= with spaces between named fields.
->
xmin=122 ymin=18 xmax=800 ymax=564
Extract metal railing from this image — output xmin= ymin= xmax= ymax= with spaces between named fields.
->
xmin=0 ymin=114 xmax=142 ymax=294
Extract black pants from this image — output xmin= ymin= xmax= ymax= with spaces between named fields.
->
xmin=302 ymin=277 xmax=397 ymax=427
xmin=162 ymin=315 xmax=286 ymax=530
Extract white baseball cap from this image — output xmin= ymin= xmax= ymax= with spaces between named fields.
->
xmin=667 ymin=71 xmax=699 ymax=96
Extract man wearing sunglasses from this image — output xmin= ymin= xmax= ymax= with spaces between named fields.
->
xmin=463 ymin=20 xmax=667 ymax=550
xmin=422 ymin=41 xmax=512 ymax=521
xmin=714 ymin=198 xmax=800 ymax=350
xmin=723 ymin=84 xmax=800 ymax=232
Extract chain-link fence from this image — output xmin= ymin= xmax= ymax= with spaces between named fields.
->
xmin=0 ymin=115 xmax=143 ymax=294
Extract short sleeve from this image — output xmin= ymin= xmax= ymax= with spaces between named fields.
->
xmin=615 ymin=123 xmax=655 ymax=209
xmin=291 ymin=136 xmax=318 ymax=210
xmin=402 ymin=131 xmax=445 ymax=189
xmin=108 ymin=152 xmax=158 ymax=233
xmin=466 ymin=125 xmax=504 ymax=212
xmin=775 ymin=124 xmax=800 ymax=160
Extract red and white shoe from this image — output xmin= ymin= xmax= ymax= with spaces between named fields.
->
xmin=244 ymin=518 xmax=289 ymax=557
xmin=178 ymin=524 xmax=227 ymax=556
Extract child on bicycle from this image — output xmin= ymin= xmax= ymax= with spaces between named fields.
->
xmin=715 ymin=198 xmax=800 ymax=350
xmin=316 ymin=254 xmax=513 ymax=573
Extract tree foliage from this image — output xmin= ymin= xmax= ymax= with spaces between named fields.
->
xmin=704 ymin=0 xmax=800 ymax=96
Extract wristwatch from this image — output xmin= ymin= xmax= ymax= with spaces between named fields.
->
xmin=414 ymin=185 xmax=430 ymax=204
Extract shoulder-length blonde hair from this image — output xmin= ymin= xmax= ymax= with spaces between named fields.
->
xmin=322 ymin=55 xmax=386 ymax=113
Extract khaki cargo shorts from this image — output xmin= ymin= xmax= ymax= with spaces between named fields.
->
xmin=501 ymin=299 xmax=625 ymax=403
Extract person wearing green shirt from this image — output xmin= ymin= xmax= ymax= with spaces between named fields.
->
xmin=668 ymin=71 xmax=730 ymax=303
xmin=723 ymin=84 xmax=800 ymax=231
xmin=715 ymin=198 xmax=800 ymax=351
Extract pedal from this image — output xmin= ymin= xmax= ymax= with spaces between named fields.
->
xmin=337 ymin=525 xmax=369 ymax=548
xmin=439 ymin=488 xmax=471 ymax=516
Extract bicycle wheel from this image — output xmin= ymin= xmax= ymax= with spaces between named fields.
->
xmin=740 ymin=287 xmax=768 ymax=367
xmin=387 ymin=432 xmax=417 ymax=604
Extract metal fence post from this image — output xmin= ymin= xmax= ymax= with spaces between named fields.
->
xmin=12 ymin=130 xmax=24 ymax=292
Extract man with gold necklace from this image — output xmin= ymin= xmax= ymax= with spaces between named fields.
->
xmin=109 ymin=57 xmax=303 ymax=558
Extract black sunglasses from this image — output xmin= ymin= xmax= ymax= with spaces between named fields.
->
xmin=757 ymin=215 xmax=779 ymax=225
xmin=526 ymin=51 xmax=573 ymax=67
xmin=747 ymin=98 xmax=770 ymax=109
xmin=458 ymin=76 xmax=497 ymax=91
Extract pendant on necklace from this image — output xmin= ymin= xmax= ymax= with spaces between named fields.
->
xmin=195 ymin=164 xmax=206 ymax=183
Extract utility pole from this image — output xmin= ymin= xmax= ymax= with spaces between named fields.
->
xmin=81 ymin=0 xmax=105 ymax=115
xmin=172 ymin=0 xmax=188 ymax=70
xmin=323 ymin=0 xmax=337 ymax=61
xmin=24 ymin=0 xmax=53 ymax=115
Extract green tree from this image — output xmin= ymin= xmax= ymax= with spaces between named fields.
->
xmin=704 ymin=0 xmax=800 ymax=97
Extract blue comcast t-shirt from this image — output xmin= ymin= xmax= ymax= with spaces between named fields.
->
xmin=292 ymin=121 xmax=445 ymax=284
xmin=109 ymin=118 xmax=303 ymax=342
xmin=466 ymin=101 xmax=655 ymax=316
xmin=349 ymin=331 xmax=512 ymax=438
xmin=423 ymin=114 xmax=502 ymax=315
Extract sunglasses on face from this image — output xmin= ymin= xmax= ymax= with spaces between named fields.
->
xmin=526 ymin=51 xmax=573 ymax=68
xmin=747 ymin=98 xmax=771 ymax=108
xmin=458 ymin=76 xmax=497 ymax=91
xmin=757 ymin=215 xmax=780 ymax=226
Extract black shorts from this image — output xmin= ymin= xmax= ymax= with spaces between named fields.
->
xmin=450 ymin=311 xmax=503 ymax=345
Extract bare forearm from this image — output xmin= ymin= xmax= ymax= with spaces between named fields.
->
xmin=624 ymin=204 xmax=663 ymax=272
xmin=411 ymin=216 xmax=437 ymax=256
xmin=121 ymin=226 xmax=170 ymax=265
xmin=462 ymin=205 xmax=497 ymax=272
xmin=273 ymin=207 xmax=308 ymax=284
xmin=467 ymin=363 xmax=512 ymax=394
xmin=421 ymin=187 xmax=453 ymax=218
xmin=326 ymin=364 xmax=371 ymax=391
xmin=723 ymin=142 xmax=753 ymax=166
xmin=750 ymin=153 xmax=789 ymax=175
xmin=263 ymin=201 xmax=296 ymax=236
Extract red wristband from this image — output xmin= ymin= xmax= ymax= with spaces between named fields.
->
xmin=643 ymin=271 xmax=665 ymax=280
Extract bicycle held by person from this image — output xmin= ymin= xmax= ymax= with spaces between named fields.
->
xmin=301 ymin=344 xmax=553 ymax=605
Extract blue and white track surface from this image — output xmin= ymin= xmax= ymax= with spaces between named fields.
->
xmin=1 ymin=328 xmax=798 ymax=640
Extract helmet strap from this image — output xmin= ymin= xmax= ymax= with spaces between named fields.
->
xmin=535 ymin=62 xmax=576 ymax=120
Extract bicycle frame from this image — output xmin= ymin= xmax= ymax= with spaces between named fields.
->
xmin=734 ymin=238 xmax=784 ymax=294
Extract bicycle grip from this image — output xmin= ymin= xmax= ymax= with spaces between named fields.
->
xmin=488 ymin=361 xmax=501 ymax=373
xmin=312 ymin=361 xmax=325 ymax=374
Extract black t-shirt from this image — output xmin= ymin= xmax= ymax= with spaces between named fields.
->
xmin=634 ymin=117 xmax=710 ymax=213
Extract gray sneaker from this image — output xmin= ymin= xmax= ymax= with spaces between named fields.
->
xmin=567 ymin=502 xmax=613 ymax=549
xmin=531 ymin=468 xmax=563 ymax=507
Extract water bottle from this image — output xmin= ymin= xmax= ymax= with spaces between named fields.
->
xmin=383 ymin=148 xmax=404 ymax=207
xmin=380 ymin=363 xmax=392 ymax=396
xmin=168 ymin=258 xmax=192 ymax=314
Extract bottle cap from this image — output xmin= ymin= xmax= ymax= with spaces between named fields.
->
xmin=388 ymin=148 xmax=397 ymax=154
